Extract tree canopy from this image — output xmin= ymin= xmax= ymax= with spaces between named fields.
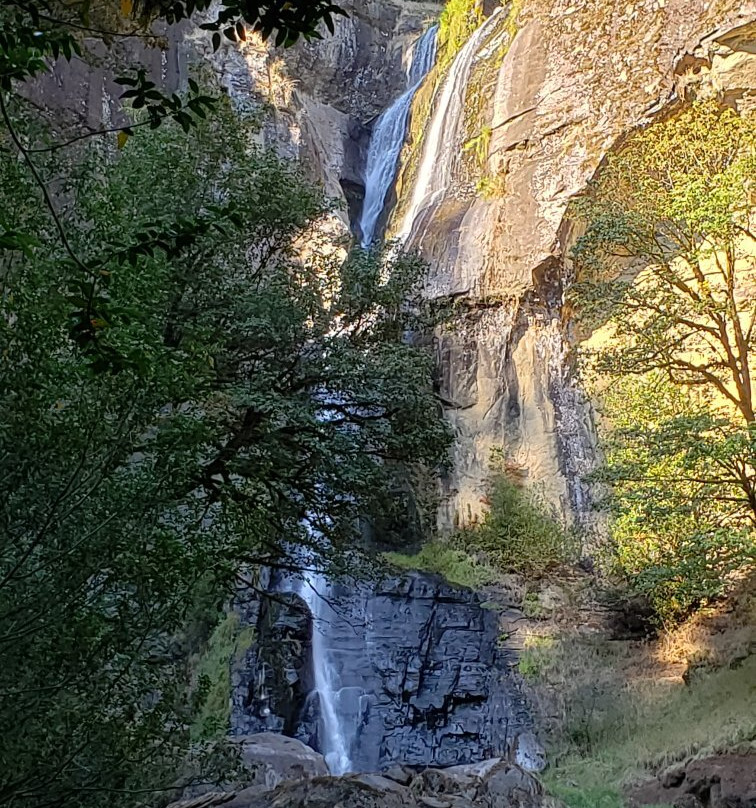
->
xmin=0 ymin=92 xmax=450 ymax=805
xmin=572 ymin=101 xmax=756 ymax=622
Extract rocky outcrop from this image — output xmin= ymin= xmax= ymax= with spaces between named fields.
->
xmin=231 ymin=572 xmax=532 ymax=772
xmin=170 ymin=753 xmax=546 ymax=808
xmin=629 ymin=754 xmax=756 ymax=808
xmin=395 ymin=0 xmax=756 ymax=530
xmin=194 ymin=0 xmax=440 ymax=219
xmin=23 ymin=1 xmax=439 ymax=230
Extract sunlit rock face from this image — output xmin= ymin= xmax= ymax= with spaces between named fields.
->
xmin=20 ymin=2 xmax=756 ymax=532
xmin=231 ymin=573 xmax=531 ymax=772
xmin=392 ymin=0 xmax=756 ymax=531
xmin=194 ymin=0 xmax=439 ymax=224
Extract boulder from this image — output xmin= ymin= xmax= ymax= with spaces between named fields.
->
xmin=235 ymin=775 xmax=414 ymax=808
xmin=513 ymin=731 xmax=548 ymax=773
xmin=171 ymin=756 xmax=546 ymax=808
xmin=481 ymin=762 xmax=543 ymax=808
xmin=234 ymin=733 xmax=327 ymax=792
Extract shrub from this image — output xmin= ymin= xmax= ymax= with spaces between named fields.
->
xmin=437 ymin=0 xmax=483 ymax=71
xmin=384 ymin=542 xmax=498 ymax=589
xmin=459 ymin=475 xmax=578 ymax=577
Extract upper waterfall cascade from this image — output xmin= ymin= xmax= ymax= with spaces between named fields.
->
xmin=358 ymin=25 xmax=438 ymax=248
xmin=397 ymin=8 xmax=504 ymax=244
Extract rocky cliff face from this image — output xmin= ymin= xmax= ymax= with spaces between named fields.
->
xmin=231 ymin=572 xmax=532 ymax=772
xmin=22 ymin=0 xmax=756 ymax=533
xmin=191 ymin=0 xmax=440 ymax=224
xmin=393 ymin=0 xmax=756 ymax=530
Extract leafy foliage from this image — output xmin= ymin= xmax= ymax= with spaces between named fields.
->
xmin=134 ymin=0 xmax=348 ymax=47
xmin=571 ymin=101 xmax=756 ymax=424
xmin=458 ymin=462 xmax=578 ymax=578
xmin=384 ymin=543 xmax=498 ymax=589
xmin=0 ymin=100 xmax=450 ymax=807
xmin=572 ymin=101 xmax=756 ymax=623
xmin=594 ymin=374 xmax=756 ymax=623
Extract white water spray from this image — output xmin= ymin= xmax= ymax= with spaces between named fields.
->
xmin=298 ymin=571 xmax=353 ymax=774
xmin=359 ymin=26 xmax=438 ymax=248
xmin=396 ymin=8 xmax=503 ymax=244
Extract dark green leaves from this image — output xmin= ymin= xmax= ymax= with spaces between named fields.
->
xmin=135 ymin=0 xmax=348 ymax=50
xmin=0 ymin=102 xmax=448 ymax=807
xmin=115 ymin=69 xmax=217 ymax=132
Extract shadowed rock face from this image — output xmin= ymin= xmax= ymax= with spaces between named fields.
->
xmin=169 ymin=754 xmax=545 ymax=808
xmin=232 ymin=573 xmax=531 ymax=772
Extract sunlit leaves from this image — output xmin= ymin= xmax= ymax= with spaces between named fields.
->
xmin=573 ymin=102 xmax=756 ymax=623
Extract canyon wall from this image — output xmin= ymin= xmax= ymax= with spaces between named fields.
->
xmin=22 ymin=0 xmax=756 ymax=533
xmin=391 ymin=0 xmax=756 ymax=530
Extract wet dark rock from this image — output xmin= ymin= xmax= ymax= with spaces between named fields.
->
xmin=232 ymin=572 xmax=532 ymax=772
xmin=232 ymin=590 xmax=313 ymax=737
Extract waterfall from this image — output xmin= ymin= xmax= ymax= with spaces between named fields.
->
xmin=359 ymin=25 xmax=438 ymax=248
xmin=298 ymin=571 xmax=354 ymax=775
xmin=396 ymin=8 xmax=503 ymax=244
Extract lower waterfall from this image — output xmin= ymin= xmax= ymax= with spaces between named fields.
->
xmin=232 ymin=572 xmax=532 ymax=772
xmin=297 ymin=571 xmax=356 ymax=775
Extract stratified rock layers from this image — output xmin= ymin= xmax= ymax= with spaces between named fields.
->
xmin=232 ymin=573 xmax=530 ymax=771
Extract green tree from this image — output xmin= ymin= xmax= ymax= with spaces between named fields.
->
xmin=594 ymin=373 xmax=756 ymax=622
xmin=0 ymin=100 xmax=449 ymax=807
xmin=456 ymin=452 xmax=577 ymax=578
xmin=572 ymin=101 xmax=756 ymax=621
xmin=572 ymin=101 xmax=756 ymax=425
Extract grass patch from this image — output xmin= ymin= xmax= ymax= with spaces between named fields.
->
xmin=384 ymin=541 xmax=498 ymax=589
xmin=528 ymin=630 xmax=756 ymax=805
xmin=518 ymin=633 xmax=556 ymax=680
xmin=190 ymin=612 xmax=255 ymax=742
xmin=545 ymin=783 xmax=625 ymax=808
xmin=436 ymin=0 xmax=483 ymax=72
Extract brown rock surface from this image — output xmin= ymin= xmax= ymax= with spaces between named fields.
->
xmin=629 ymin=754 xmax=756 ymax=808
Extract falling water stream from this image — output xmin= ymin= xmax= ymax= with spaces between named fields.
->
xmin=396 ymin=8 xmax=503 ymax=243
xmin=297 ymin=571 xmax=355 ymax=774
xmin=359 ymin=25 xmax=438 ymax=247
xmin=287 ymin=12 xmax=506 ymax=776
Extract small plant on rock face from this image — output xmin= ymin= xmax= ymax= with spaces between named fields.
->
xmin=522 ymin=592 xmax=547 ymax=619
xmin=436 ymin=0 xmax=484 ymax=71
xmin=456 ymin=454 xmax=579 ymax=578
xmin=518 ymin=633 xmax=555 ymax=680
xmin=384 ymin=542 xmax=498 ymax=589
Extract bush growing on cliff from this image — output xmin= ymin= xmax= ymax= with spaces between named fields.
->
xmin=385 ymin=542 xmax=498 ymax=588
xmin=458 ymin=471 xmax=578 ymax=577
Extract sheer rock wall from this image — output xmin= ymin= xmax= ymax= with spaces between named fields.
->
xmin=396 ymin=1 xmax=756 ymax=529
